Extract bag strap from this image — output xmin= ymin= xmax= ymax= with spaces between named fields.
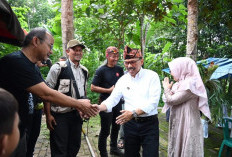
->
xmin=66 ymin=60 xmax=81 ymax=99
xmin=80 ymin=66 xmax=88 ymax=91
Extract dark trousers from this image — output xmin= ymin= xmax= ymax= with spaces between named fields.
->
xmin=124 ymin=116 xmax=159 ymax=157
xmin=98 ymin=103 xmax=122 ymax=154
xmin=26 ymin=109 xmax=43 ymax=157
xmin=50 ymin=110 xmax=82 ymax=157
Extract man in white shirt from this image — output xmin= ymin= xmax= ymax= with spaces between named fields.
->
xmin=95 ymin=45 xmax=161 ymax=157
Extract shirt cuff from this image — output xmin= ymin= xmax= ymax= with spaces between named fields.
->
xmin=102 ymin=100 xmax=112 ymax=112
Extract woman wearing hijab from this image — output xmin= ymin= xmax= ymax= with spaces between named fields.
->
xmin=162 ymin=57 xmax=211 ymax=157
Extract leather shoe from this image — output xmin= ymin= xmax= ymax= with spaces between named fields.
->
xmin=110 ymin=147 xmax=124 ymax=156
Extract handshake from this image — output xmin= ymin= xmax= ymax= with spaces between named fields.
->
xmin=77 ymin=97 xmax=106 ymax=119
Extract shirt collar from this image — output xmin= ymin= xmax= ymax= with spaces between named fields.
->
xmin=68 ymin=58 xmax=79 ymax=69
xmin=129 ymin=67 xmax=144 ymax=79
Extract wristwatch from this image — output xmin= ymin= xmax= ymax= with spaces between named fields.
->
xmin=132 ymin=110 xmax=138 ymax=118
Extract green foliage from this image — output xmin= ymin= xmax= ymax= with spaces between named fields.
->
xmin=7 ymin=0 xmax=56 ymax=29
xmin=198 ymin=61 xmax=228 ymax=124
xmin=11 ymin=6 xmax=29 ymax=29
xmin=198 ymin=0 xmax=232 ymax=58
xmin=2 ymin=0 xmax=232 ymax=108
xmin=144 ymin=41 xmax=173 ymax=107
xmin=80 ymin=50 xmax=102 ymax=103
xmin=144 ymin=41 xmax=172 ymax=75
xmin=0 ymin=44 xmax=20 ymax=58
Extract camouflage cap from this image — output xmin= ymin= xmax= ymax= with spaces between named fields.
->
xmin=105 ymin=46 xmax=119 ymax=57
xmin=123 ymin=45 xmax=142 ymax=60
xmin=67 ymin=39 xmax=85 ymax=49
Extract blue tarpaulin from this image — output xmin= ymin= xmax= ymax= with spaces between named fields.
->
xmin=162 ymin=57 xmax=232 ymax=80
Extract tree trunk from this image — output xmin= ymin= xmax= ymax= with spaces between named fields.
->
xmin=186 ymin=0 xmax=198 ymax=61
xmin=117 ymin=17 xmax=125 ymax=50
xmin=139 ymin=15 xmax=145 ymax=57
xmin=61 ymin=0 xmax=74 ymax=56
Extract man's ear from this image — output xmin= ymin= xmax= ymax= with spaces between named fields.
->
xmin=140 ymin=58 xmax=144 ymax=65
xmin=0 ymin=135 xmax=8 ymax=156
xmin=32 ymin=36 xmax=39 ymax=47
xmin=66 ymin=49 xmax=69 ymax=55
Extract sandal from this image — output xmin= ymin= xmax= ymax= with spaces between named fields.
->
xmin=117 ymin=138 xmax=124 ymax=149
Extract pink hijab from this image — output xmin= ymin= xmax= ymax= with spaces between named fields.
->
xmin=163 ymin=57 xmax=211 ymax=120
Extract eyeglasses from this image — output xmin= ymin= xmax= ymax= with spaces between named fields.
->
xmin=124 ymin=58 xmax=141 ymax=65
xmin=36 ymin=36 xmax=53 ymax=51
xmin=45 ymin=41 xmax=53 ymax=51
xmin=44 ymin=40 xmax=53 ymax=51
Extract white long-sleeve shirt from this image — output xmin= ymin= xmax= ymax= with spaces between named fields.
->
xmin=103 ymin=68 xmax=161 ymax=117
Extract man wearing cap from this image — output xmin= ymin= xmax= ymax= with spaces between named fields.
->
xmin=44 ymin=39 xmax=89 ymax=156
xmin=91 ymin=46 xmax=124 ymax=157
xmin=94 ymin=45 xmax=161 ymax=157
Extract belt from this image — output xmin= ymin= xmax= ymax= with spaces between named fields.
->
xmin=132 ymin=115 xmax=157 ymax=123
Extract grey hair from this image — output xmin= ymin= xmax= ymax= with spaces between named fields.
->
xmin=22 ymin=27 xmax=49 ymax=47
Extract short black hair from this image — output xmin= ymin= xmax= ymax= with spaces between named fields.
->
xmin=0 ymin=88 xmax=18 ymax=135
xmin=22 ymin=27 xmax=47 ymax=47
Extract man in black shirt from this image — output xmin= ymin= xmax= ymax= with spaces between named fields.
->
xmin=91 ymin=46 xmax=124 ymax=157
xmin=0 ymin=28 xmax=98 ymax=157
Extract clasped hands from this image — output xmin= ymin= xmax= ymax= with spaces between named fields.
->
xmin=78 ymin=99 xmax=99 ymax=119
xmin=80 ymin=101 xmax=134 ymax=125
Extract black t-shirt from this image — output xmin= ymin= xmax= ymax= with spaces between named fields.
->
xmin=0 ymin=50 xmax=43 ymax=137
xmin=92 ymin=65 xmax=124 ymax=101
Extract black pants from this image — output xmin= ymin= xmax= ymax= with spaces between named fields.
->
xmin=50 ymin=110 xmax=82 ymax=157
xmin=98 ymin=102 xmax=122 ymax=154
xmin=124 ymin=116 xmax=159 ymax=157
xmin=26 ymin=109 xmax=42 ymax=157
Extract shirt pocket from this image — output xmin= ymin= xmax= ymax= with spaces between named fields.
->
xmin=58 ymin=79 xmax=70 ymax=93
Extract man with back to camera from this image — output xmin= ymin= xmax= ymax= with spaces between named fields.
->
xmin=44 ymin=39 xmax=89 ymax=156
xmin=0 ymin=28 xmax=98 ymax=157
xmin=91 ymin=46 xmax=124 ymax=157
xmin=93 ymin=45 xmax=161 ymax=157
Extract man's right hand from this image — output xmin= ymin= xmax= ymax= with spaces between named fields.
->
xmin=77 ymin=99 xmax=99 ymax=118
xmin=46 ymin=114 xmax=57 ymax=131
